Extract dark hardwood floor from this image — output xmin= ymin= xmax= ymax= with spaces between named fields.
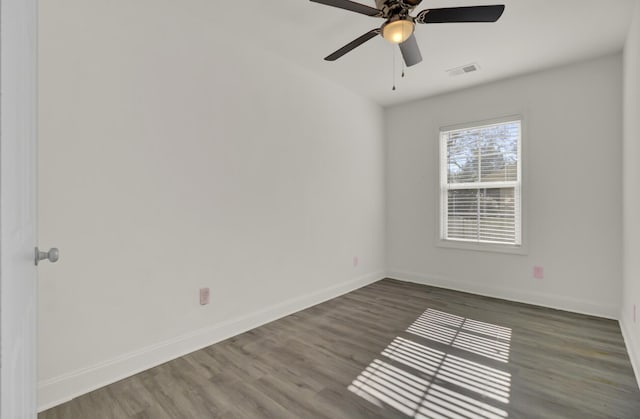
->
xmin=40 ymin=279 xmax=640 ymax=418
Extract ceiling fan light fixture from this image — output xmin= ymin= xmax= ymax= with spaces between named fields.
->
xmin=382 ymin=18 xmax=415 ymax=44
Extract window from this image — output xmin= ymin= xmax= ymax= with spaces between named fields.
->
xmin=440 ymin=118 xmax=522 ymax=248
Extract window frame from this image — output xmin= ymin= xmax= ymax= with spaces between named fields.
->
xmin=437 ymin=115 xmax=527 ymax=255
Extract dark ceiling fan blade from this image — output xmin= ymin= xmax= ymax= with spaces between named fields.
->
xmin=325 ymin=29 xmax=380 ymax=61
xmin=399 ymin=34 xmax=422 ymax=67
xmin=416 ymin=5 xmax=505 ymax=24
xmin=310 ymin=0 xmax=383 ymax=17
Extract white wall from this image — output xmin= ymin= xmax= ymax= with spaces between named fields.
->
xmin=622 ymin=0 xmax=640 ymax=387
xmin=386 ymin=54 xmax=623 ymax=319
xmin=37 ymin=1 xmax=385 ymax=409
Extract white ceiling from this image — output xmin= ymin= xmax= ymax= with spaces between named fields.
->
xmin=223 ymin=0 xmax=635 ymax=106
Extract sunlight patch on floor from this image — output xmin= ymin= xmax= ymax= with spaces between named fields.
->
xmin=349 ymin=309 xmax=512 ymax=418
xmin=407 ymin=309 xmax=511 ymax=362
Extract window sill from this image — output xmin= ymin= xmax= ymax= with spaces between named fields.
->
xmin=437 ymin=239 xmax=528 ymax=255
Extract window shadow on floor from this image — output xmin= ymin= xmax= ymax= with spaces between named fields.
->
xmin=348 ymin=308 xmax=512 ymax=418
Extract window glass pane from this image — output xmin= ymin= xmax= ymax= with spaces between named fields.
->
xmin=446 ymin=121 xmax=519 ymax=184
xmin=447 ymin=189 xmax=479 ymax=241
xmin=447 ymin=134 xmax=479 ymax=184
xmin=479 ymin=124 xmax=519 ymax=182
xmin=478 ymin=188 xmax=516 ymax=244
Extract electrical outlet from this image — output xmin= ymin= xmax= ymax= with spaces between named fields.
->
xmin=533 ymin=266 xmax=544 ymax=279
xmin=353 ymin=256 xmax=359 ymax=267
xmin=200 ymin=288 xmax=210 ymax=305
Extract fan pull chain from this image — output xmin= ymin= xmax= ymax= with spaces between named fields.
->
xmin=402 ymin=60 xmax=405 ymax=78
xmin=392 ymin=46 xmax=397 ymax=91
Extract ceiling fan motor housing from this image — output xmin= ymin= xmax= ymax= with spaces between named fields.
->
xmin=375 ymin=0 xmax=422 ymax=9
xmin=376 ymin=0 xmax=420 ymax=18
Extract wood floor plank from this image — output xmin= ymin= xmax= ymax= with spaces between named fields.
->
xmin=39 ymin=279 xmax=640 ymax=418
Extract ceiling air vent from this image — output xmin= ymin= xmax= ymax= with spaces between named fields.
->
xmin=447 ymin=63 xmax=480 ymax=76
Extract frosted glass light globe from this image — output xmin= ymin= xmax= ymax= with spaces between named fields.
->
xmin=382 ymin=19 xmax=415 ymax=44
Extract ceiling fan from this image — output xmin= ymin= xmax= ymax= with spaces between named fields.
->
xmin=310 ymin=0 xmax=505 ymax=67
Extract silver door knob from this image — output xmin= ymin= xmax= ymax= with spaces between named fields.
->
xmin=35 ymin=247 xmax=59 ymax=265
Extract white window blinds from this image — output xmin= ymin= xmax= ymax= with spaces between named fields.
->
xmin=440 ymin=119 xmax=522 ymax=246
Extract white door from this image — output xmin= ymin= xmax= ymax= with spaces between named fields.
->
xmin=0 ymin=0 xmax=39 ymax=418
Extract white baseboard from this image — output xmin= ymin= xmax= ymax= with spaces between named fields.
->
xmin=37 ymin=271 xmax=385 ymax=412
xmin=387 ymin=269 xmax=619 ymax=320
xmin=620 ymin=316 xmax=640 ymax=390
